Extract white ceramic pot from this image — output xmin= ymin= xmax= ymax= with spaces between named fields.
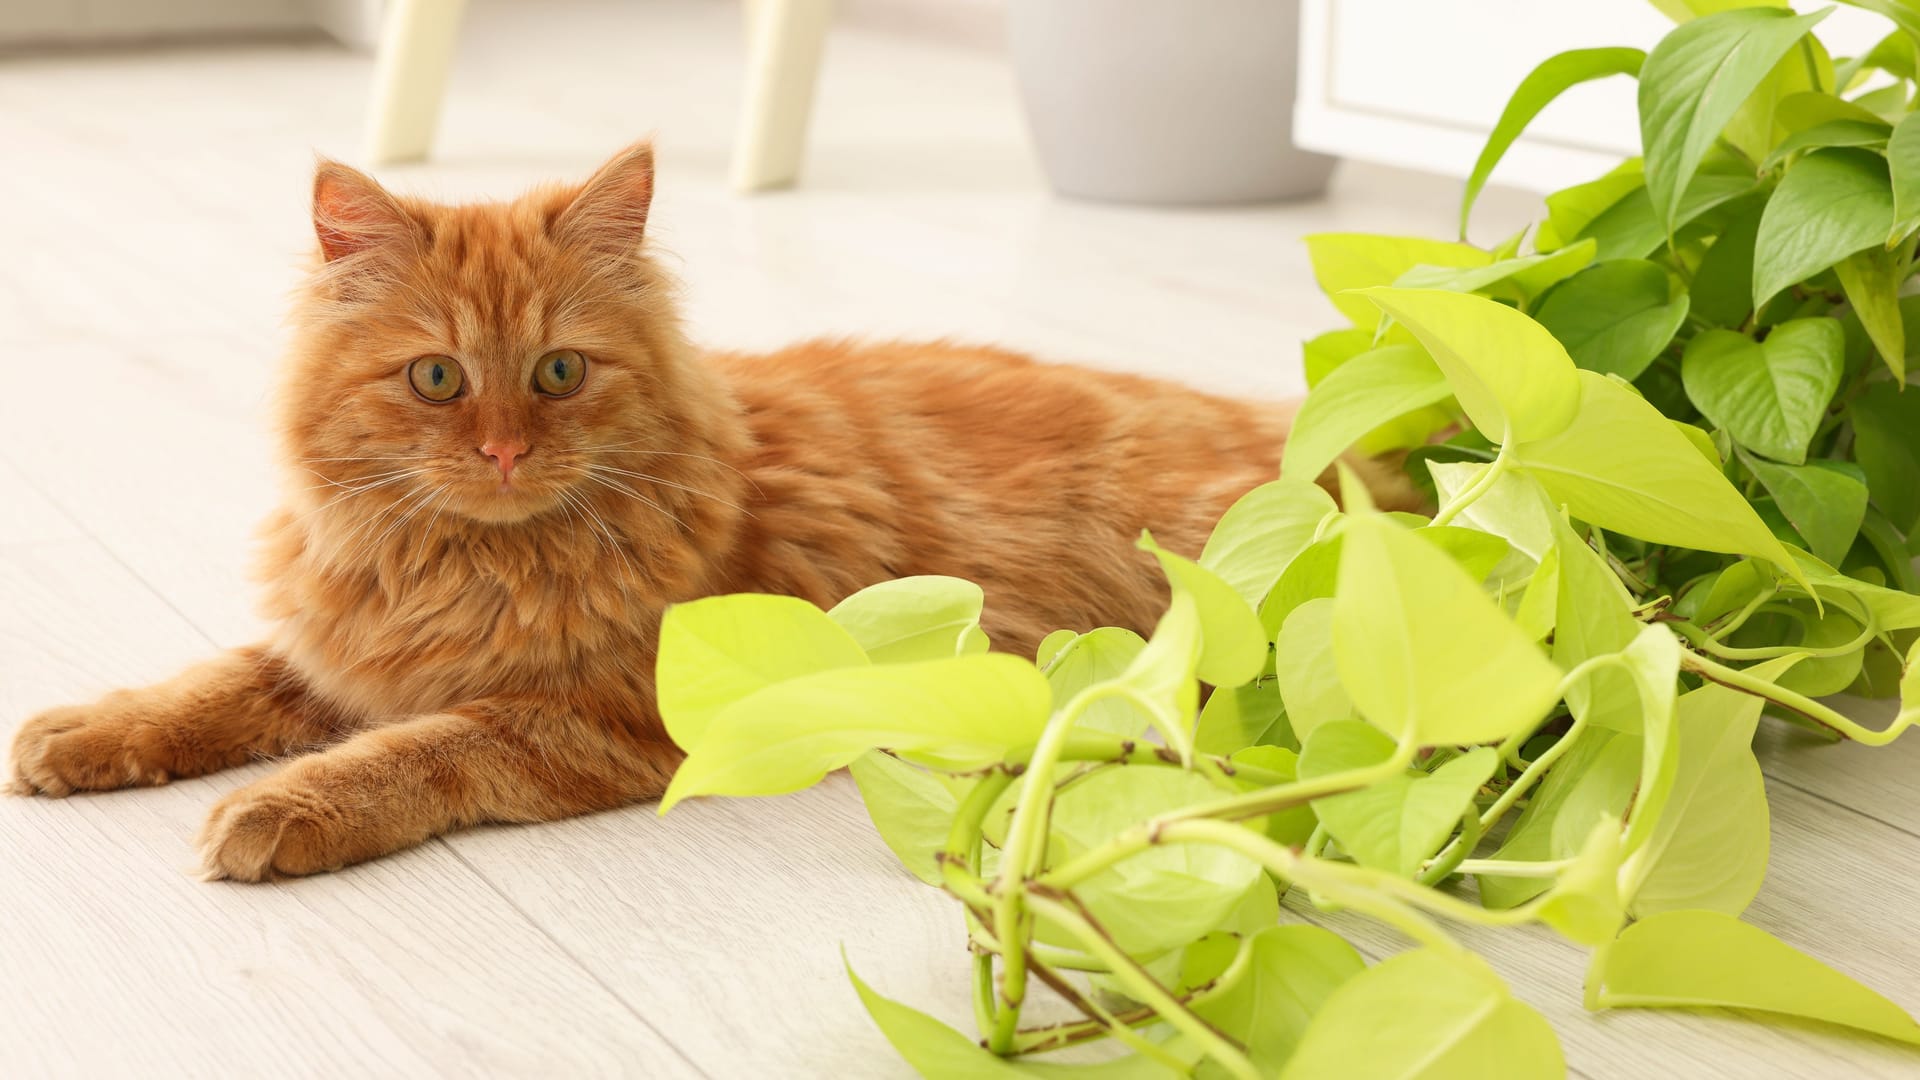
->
xmin=1007 ymin=0 xmax=1337 ymax=205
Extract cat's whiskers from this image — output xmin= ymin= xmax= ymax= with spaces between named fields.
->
xmin=582 ymin=462 xmax=754 ymax=517
xmin=575 ymin=441 xmax=762 ymax=491
xmin=557 ymin=487 xmax=641 ymax=603
xmin=574 ymin=469 xmax=687 ymax=530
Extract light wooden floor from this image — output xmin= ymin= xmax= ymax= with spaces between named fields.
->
xmin=2 ymin=2 xmax=1916 ymax=1076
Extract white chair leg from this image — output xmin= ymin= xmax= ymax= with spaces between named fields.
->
xmin=731 ymin=0 xmax=835 ymax=192
xmin=364 ymin=0 xmax=470 ymax=165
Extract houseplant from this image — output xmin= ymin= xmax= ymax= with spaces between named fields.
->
xmin=657 ymin=3 xmax=1920 ymax=1076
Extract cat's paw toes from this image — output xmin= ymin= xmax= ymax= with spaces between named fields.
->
xmin=197 ymin=779 xmax=348 ymax=882
xmin=8 ymin=707 xmax=172 ymax=797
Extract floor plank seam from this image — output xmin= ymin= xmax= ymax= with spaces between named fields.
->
xmin=439 ymin=838 xmax=715 ymax=1078
xmin=1765 ymin=771 xmax=1920 ymax=842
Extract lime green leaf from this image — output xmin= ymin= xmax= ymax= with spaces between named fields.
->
xmin=1746 ymin=455 xmax=1870 ymax=565
xmin=1515 ymin=370 xmax=1805 ymax=579
xmin=1761 ymin=118 xmax=1892 ymax=170
xmin=1515 ymin=543 xmax=1561 ymax=641
xmin=1481 ymin=728 xmax=1641 ymax=909
xmin=1778 ymin=88 xmax=1899 ymax=130
xmin=1579 ymin=156 xmax=1759 ymax=259
xmin=1535 ymin=817 xmax=1628 ymax=946
xmin=1140 ymin=534 xmax=1267 ymax=688
xmin=1541 ymin=160 xmax=1644 ymax=251
xmin=828 ymin=576 xmax=989 ymax=664
xmin=1426 ymin=462 xmax=1558 ymax=568
xmin=1200 ymin=479 xmax=1339 ymax=609
xmin=1627 ymin=665 xmax=1791 ymax=917
xmin=1393 ymin=241 xmax=1597 ymax=301
xmin=1533 ymin=259 xmax=1690 ymax=380
xmin=1681 ymin=321 xmax=1844 ymax=464
xmin=656 ymin=593 xmax=869 ymax=750
xmin=1114 ymin=590 xmax=1205 ymax=759
xmin=1332 ymin=514 xmax=1564 ymax=745
xmin=1888 ymin=109 xmax=1920 ymax=246
xmin=1047 ymin=768 xmax=1266 ymax=956
xmin=1418 ymin=526 xmax=1514 ymax=584
xmin=1301 ymin=723 xmax=1497 ymax=877
xmin=1462 ymin=48 xmax=1646 ymax=237
xmin=1589 ymin=910 xmax=1920 ymax=1044
xmin=1355 ymin=287 xmax=1581 ymax=445
xmin=1615 ymin=625 xmax=1684 ymax=863
xmin=1303 ymin=327 xmax=1374 ymax=386
xmin=1306 ymin=234 xmax=1490 ymax=330
xmin=848 ymin=960 xmax=1184 ymax=1079
xmin=1553 ymin=514 xmax=1646 ymax=734
xmin=1281 ymin=949 xmax=1564 ymax=1080
xmin=1230 ymin=744 xmax=1318 ymax=846
xmin=1282 ymin=346 xmax=1453 ymax=486
xmin=1196 ymin=672 xmax=1293 ymax=756
xmin=1275 ymin=598 xmax=1352 ymax=745
xmin=1042 ymin=626 xmax=1151 ymax=737
xmin=1850 ymin=381 xmax=1920 ymax=530
xmin=1193 ymin=926 xmax=1366 ymax=1075
xmin=1753 ymin=148 xmax=1896 ymax=308
xmin=1835 ymin=246 xmax=1906 ymax=383
xmin=1639 ymin=6 xmax=1830 ymax=235
xmin=1260 ymin=535 xmax=1342 ymax=638
xmin=661 ymin=654 xmax=1050 ymax=811
xmin=1775 ymin=606 xmax=1869 ymax=697
xmin=848 ymin=752 xmax=963 ymax=886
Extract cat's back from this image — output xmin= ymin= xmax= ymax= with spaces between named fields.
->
xmin=707 ymin=340 xmax=1298 ymax=652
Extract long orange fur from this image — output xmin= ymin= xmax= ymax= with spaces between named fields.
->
xmin=8 ymin=142 xmax=1415 ymax=880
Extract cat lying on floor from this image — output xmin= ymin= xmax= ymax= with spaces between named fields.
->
xmin=8 ymin=141 xmax=1413 ymax=880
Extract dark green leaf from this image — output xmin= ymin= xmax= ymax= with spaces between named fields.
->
xmin=1639 ymin=6 xmax=1830 ymax=235
xmin=1689 ymin=198 xmax=1765 ymax=327
xmin=1753 ymin=148 xmax=1895 ymax=308
xmin=1849 ymin=381 xmax=1920 ymax=529
xmin=1745 ymin=454 xmax=1871 ymax=565
xmin=1680 ymin=320 xmax=1844 ymax=464
xmin=1533 ymin=259 xmax=1690 ymax=379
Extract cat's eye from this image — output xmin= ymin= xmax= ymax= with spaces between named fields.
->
xmin=407 ymin=356 xmax=465 ymax=402
xmin=534 ymin=349 xmax=588 ymax=397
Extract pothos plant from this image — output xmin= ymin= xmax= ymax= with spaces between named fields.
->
xmin=655 ymin=3 xmax=1920 ymax=1076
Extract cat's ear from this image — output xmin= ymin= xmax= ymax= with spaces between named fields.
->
xmin=312 ymin=159 xmax=418 ymax=263
xmin=554 ymin=140 xmax=655 ymax=257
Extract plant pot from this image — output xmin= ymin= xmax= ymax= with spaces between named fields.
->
xmin=1007 ymin=0 xmax=1336 ymax=205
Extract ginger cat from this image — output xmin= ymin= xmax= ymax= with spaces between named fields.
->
xmin=8 ymin=142 xmax=1409 ymax=880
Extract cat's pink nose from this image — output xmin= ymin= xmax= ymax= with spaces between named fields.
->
xmin=480 ymin=439 xmax=528 ymax=479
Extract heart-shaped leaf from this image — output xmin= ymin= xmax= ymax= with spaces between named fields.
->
xmin=1745 ymin=455 xmax=1870 ymax=566
xmin=1333 ymin=514 xmax=1564 ymax=745
xmin=1681 ymin=320 xmax=1843 ymax=464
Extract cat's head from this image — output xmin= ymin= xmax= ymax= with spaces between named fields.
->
xmin=280 ymin=142 xmax=739 ymax=535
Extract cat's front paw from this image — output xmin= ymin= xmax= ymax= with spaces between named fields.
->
xmin=9 ymin=705 xmax=173 ymax=796
xmin=197 ymin=773 xmax=354 ymax=882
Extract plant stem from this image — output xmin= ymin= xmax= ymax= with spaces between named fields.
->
xmin=1451 ymin=857 xmax=1574 ymax=877
xmin=1430 ymin=443 xmax=1512 ymax=527
xmin=1673 ymin=612 xmax=1877 ymax=660
xmin=1025 ymin=889 xmax=1260 ymax=1080
xmin=1680 ymin=651 xmax=1915 ymax=744
xmin=1038 ymin=743 xmax=1416 ymax=891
